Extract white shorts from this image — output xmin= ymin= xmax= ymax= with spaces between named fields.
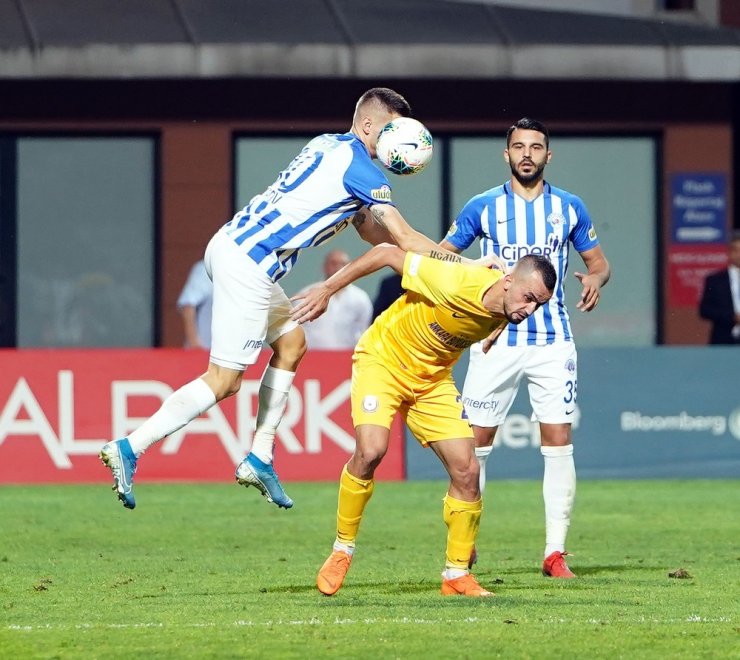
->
xmin=461 ymin=341 xmax=578 ymax=427
xmin=204 ymin=229 xmax=299 ymax=371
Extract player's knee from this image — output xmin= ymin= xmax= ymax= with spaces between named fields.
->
xmin=271 ymin=328 xmax=307 ymax=369
xmin=473 ymin=425 xmax=497 ymax=447
xmin=449 ymin=458 xmax=481 ymax=497
xmin=354 ymin=444 xmax=387 ymax=473
xmin=204 ymin=367 xmax=242 ymax=401
xmin=539 ymin=423 xmax=571 ymax=446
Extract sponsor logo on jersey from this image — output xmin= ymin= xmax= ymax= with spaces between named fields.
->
xmin=427 ymin=322 xmax=474 ymax=350
xmin=371 ymin=185 xmax=392 ymax=202
xmin=500 ymin=244 xmax=554 ymax=261
xmin=565 ymin=359 xmax=576 ymax=375
xmin=362 ymin=395 xmax=379 ymax=413
xmin=242 ymin=339 xmax=264 ymax=350
xmin=462 ymin=396 xmax=499 ymax=412
xmin=546 ymin=212 xmax=565 ymax=228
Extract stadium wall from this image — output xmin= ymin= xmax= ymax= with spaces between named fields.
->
xmin=0 ymin=347 xmax=737 ymax=484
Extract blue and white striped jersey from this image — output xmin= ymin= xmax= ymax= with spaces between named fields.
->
xmin=444 ymin=181 xmax=600 ymax=346
xmin=223 ymin=132 xmax=393 ymax=282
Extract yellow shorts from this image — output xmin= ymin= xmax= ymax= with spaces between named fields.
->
xmin=351 ymin=352 xmax=473 ymax=445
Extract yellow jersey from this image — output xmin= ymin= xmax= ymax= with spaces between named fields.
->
xmin=356 ymin=253 xmax=507 ymax=379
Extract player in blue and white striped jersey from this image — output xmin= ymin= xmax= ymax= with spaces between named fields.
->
xmin=440 ymin=118 xmax=610 ymax=578
xmin=101 ymin=88 xmax=458 ymax=512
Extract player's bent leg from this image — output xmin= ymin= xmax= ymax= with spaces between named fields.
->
xmin=317 ymin=467 xmax=374 ymax=595
xmin=317 ymin=426 xmax=388 ymax=595
xmin=440 ymin=495 xmax=491 ymax=597
xmin=235 ymin=328 xmax=305 ymax=509
xmin=431 ymin=438 xmax=492 ymax=597
xmin=248 ymin=363 xmax=298 ymax=464
xmin=470 ymin=425 xmax=496 ymax=568
xmin=347 ymin=424 xmax=390 ymax=479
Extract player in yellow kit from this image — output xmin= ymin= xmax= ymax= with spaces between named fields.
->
xmin=291 ymin=244 xmax=556 ymax=597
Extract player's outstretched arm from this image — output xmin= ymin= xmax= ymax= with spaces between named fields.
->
xmin=361 ymin=204 xmax=470 ymax=262
xmin=291 ymin=244 xmax=405 ymax=324
xmin=439 ymin=238 xmax=507 ymax=272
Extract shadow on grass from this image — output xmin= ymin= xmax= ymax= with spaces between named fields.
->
xmin=477 ymin=563 xmax=660 ymax=577
xmin=267 ymin=579 xmax=512 ymax=602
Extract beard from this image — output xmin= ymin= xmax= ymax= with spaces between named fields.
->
xmin=510 ymin=159 xmax=546 ymax=186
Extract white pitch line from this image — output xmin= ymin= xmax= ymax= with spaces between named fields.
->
xmin=5 ymin=615 xmax=733 ymax=631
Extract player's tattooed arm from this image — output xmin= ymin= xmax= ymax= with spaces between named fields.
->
xmin=428 ymin=249 xmax=462 ymax=263
xmin=370 ymin=205 xmax=388 ymax=229
xmin=367 ymin=203 xmax=480 ymax=262
xmin=351 ymin=209 xmax=368 ymax=230
xmin=353 ymin=207 xmax=394 ymax=245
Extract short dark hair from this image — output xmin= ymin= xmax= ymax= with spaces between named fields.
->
xmin=520 ymin=254 xmax=557 ymax=292
xmin=506 ymin=117 xmax=549 ymax=148
xmin=357 ymin=87 xmax=412 ymax=117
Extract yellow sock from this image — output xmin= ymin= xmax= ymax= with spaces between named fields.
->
xmin=336 ymin=465 xmax=375 ymax=545
xmin=443 ymin=494 xmax=482 ymax=569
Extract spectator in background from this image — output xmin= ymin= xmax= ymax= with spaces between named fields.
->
xmin=298 ymin=250 xmax=373 ymax=349
xmin=699 ymin=230 xmax=740 ymax=345
xmin=177 ymin=260 xmax=213 ymax=349
xmin=371 ymin=273 xmax=404 ymax=321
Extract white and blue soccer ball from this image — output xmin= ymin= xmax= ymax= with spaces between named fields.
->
xmin=376 ymin=117 xmax=433 ymax=176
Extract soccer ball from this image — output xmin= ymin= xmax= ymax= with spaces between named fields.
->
xmin=376 ymin=117 xmax=434 ymax=176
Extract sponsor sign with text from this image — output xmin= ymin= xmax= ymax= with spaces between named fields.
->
xmin=0 ymin=349 xmax=404 ymax=483
xmin=671 ymin=173 xmax=726 ymax=244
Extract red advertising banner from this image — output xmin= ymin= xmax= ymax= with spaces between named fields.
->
xmin=667 ymin=244 xmax=728 ymax=307
xmin=0 ymin=349 xmax=404 ymax=484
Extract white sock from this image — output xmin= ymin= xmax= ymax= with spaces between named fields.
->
xmin=541 ymin=444 xmax=576 ymax=558
xmin=475 ymin=445 xmax=493 ymax=494
xmin=249 ymin=365 xmax=295 ymax=463
xmin=443 ymin=568 xmax=469 ymax=580
xmin=333 ymin=540 xmax=355 ymax=556
xmin=128 ymin=378 xmax=216 ymax=456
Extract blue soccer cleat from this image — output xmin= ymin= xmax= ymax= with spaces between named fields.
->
xmin=99 ymin=438 xmax=138 ymax=509
xmin=235 ymin=453 xmax=293 ymax=509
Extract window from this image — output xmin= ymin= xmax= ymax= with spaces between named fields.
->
xmin=0 ymin=136 xmax=157 ymax=347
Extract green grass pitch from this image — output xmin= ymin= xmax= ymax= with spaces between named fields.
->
xmin=1 ymin=480 xmax=737 ymax=658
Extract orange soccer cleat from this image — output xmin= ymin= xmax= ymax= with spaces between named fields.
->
xmin=441 ymin=572 xmax=494 ymax=597
xmin=317 ymin=550 xmax=352 ymax=596
xmin=542 ymin=551 xmax=576 ymax=578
